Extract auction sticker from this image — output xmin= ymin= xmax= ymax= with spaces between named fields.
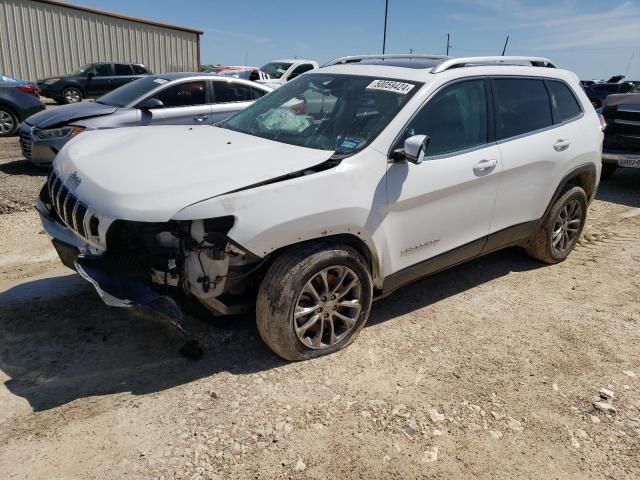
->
xmin=366 ymin=79 xmax=415 ymax=94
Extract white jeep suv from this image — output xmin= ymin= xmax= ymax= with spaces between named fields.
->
xmin=37 ymin=55 xmax=603 ymax=360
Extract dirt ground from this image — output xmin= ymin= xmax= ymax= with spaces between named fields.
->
xmin=0 ymin=132 xmax=639 ymax=480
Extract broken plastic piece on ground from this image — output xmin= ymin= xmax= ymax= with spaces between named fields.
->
xmin=74 ymin=257 xmax=184 ymax=327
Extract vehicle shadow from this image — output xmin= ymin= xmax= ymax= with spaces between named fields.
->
xmin=595 ymin=168 xmax=640 ymax=208
xmin=0 ymin=158 xmax=47 ymax=177
xmin=0 ymin=247 xmax=542 ymax=412
xmin=368 ymin=247 xmax=543 ymax=326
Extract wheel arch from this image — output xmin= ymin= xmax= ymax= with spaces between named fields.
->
xmin=544 ymin=164 xmax=597 ymax=220
xmin=263 ymin=233 xmax=382 ymax=287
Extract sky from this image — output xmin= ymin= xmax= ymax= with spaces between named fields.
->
xmin=71 ymin=0 xmax=640 ymax=80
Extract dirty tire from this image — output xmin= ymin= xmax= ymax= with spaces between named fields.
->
xmin=525 ymin=186 xmax=588 ymax=264
xmin=62 ymin=87 xmax=82 ymax=104
xmin=0 ymin=106 xmax=18 ymax=137
xmin=256 ymin=244 xmax=373 ymax=361
xmin=601 ymin=163 xmax=616 ymax=179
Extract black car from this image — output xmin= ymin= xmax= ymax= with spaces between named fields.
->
xmin=0 ymin=82 xmax=45 ymax=137
xmin=38 ymin=62 xmax=152 ymax=104
xmin=585 ymin=81 xmax=635 ymax=108
xmin=600 ymin=84 xmax=640 ymax=178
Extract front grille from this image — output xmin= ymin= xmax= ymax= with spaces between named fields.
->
xmin=48 ymin=171 xmax=91 ymax=240
xmin=19 ymin=129 xmax=32 ymax=161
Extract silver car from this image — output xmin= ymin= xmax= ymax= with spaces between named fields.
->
xmin=20 ymin=72 xmax=272 ymax=167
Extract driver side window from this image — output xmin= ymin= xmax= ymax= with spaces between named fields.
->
xmin=403 ymin=79 xmax=488 ymax=156
xmin=86 ymin=63 xmax=112 ymax=76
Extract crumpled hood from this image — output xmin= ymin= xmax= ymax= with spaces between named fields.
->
xmin=54 ymin=125 xmax=334 ymax=222
xmin=25 ymin=102 xmax=118 ymax=128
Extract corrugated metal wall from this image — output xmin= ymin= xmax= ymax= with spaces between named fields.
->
xmin=0 ymin=0 xmax=200 ymax=81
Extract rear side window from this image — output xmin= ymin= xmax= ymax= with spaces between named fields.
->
xmin=493 ymin=78 xmax=552 ymax=140
xmin=547 ymin=80 xmax=582 ymax=123
xmin=114 ymin=64 xmax=133 ymax=76
xmin=132 ymin=65 xmax=148 ymax=75
xmin=213 ymin=81 xmax=254 ymax=102
xmin=154 ymin=81 xmax=207 ymax=107
xmin=402 ymin=79 xmax=488 ymax=156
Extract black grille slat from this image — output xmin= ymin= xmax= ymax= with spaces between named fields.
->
xmin=74 ymin=203 xmax=88 ymax=237
xmin=47 ymin=171 xmax=91 ymax=240
xmin=63 ymin=193 xmax=77 ymax=226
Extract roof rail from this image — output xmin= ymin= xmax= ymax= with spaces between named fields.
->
xmin=322 ymin=54 xmax=451 ymax=67
xmin=431 ymin=56 xmax=556 ymax=73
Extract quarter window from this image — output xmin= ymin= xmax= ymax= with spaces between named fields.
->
xmin=132 ymin=65 xmax=148 ymax=75
xmin=214 ymin=81 xmax=254 ymax=103
xmin=154 ymin=81 xmax=207 ymax=107
xmin=493 ymin=78 xmax=552 ymax=140
xmin=402 ymin=79 xmax=488 ymax=156
xmin=547 ymin=80 xmax=581 ymax=123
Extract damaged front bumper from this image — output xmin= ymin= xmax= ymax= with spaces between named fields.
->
xmin=37 ymin=199 xmax=252 ymax=324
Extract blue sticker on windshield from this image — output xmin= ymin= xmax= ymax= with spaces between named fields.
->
xmin=339 ymin=138 xmax=360 ymax=150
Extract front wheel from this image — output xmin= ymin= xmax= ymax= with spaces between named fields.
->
xmin=0 ymin=107 xmax=18 ymax=137
xmin=62 ymin=87 xmax=82 ymax=104
xmin=525 ymin=186 xmax=588 ymax=264
xmin=256 ymin=244 xmax=373 ymax=361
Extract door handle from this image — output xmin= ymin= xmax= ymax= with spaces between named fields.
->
xmin=193 ymin=115 xmax=208 ymax=122
xmin=473 ymin=158 xmax=498 ymax=174
xmin=553 ymin=139 xmax=571 ymax=152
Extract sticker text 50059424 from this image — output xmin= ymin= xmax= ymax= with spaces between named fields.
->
xmin=366 ymin=80 xmax=415 ymax=95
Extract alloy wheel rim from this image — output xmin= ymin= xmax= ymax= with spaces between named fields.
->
xmin=0 ymin=111 xmax=15 ymax=133
xmin=551 ymin=199 xmax=582 ymax=254
xmin=293 ymin=266 xmax=362 ymax=350
xmin=65 ymin=89 xmax=80 ymax=103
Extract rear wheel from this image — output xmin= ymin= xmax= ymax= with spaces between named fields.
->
xmin=62 ymin=87 xmax=82 ymax=104
xmin=0 ymin=107 xmax=18 ymax=137
xmin=256 ymin=244 xmax=373 ymax=361
xmin=601 ymin=163 xmax=617 ymax=179
xmin=525 ymin=186 xmax=587 ymax=264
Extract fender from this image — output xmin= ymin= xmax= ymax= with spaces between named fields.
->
xmin=540 ymin=163 xmax=597 ymax=226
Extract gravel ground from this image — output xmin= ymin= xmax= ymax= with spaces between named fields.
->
xmin=0 ymin=134 xmax=639 ymax=479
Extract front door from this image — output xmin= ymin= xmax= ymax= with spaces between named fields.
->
xmin=141 ymin=80 xmax=213 ymax=125
xmin=84 ymin=63 xmax=114 ymax=97
xmin=383 ymin=78 xmax=501 ymax=275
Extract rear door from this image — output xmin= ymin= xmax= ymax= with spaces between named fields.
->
xmin=384 ymin=78 xmax=502 ymax=274
xmin=140 ymin=80 xmax=212 ymax=125
xmin=210 ymin=80 xmax=260 ymax=123
xmin=490 ymin=76 xmax=581 ymax=233
xmin=113 ymin=63 xmax=136 ymax=88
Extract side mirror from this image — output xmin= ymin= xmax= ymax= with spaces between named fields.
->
xmin=393 ymin=135 xmax=431 ymax=164
xmin=86 ymin=72 xmax=95 ymax=79
xmin=139 ymin=98 xmax=164 ymax=110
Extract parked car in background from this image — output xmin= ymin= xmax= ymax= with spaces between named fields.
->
xmin=1 ymin=74 xmax=40 ymax=96
xmin=257 ymin=59 xmax=318 ymax=88
xmin=585 ymin=81 xmax=636 ymax=108
xmin=580 ymin=80 xmax=596 ymax=88
xmin=37 ymin=55 xmax=602 ymax=360
xmin=600 ymin=83 xmax=640 ymax=178
xmin=0 ymin=82 xmax=45 ymax=137
xmin=20 ymin=73 xmax=271 ymax=166
xmin=217 ymin=66 xmax=272 ymax=82
xmin=37 ymin=62 xmax=152 ymax=105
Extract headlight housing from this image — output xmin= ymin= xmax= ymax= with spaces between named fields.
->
xmin=43 ymin=78 xmax=60 ymax=85
xmin=34 ymin=126 xmax=85 ymax=140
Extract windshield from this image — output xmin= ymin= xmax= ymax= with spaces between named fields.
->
xmin=97 ymin=76 xmax=171 ymax=107
xmin=225 ymin=73 xmax=422 ymax=154
xmin=71 ymin=64 xmax=93 ymax=76
xmin=260 ymin=62 xmax=293 ymax=79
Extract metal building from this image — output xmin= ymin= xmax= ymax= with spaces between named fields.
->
xmin=0 ymin=0 xmax=202 ymax=81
